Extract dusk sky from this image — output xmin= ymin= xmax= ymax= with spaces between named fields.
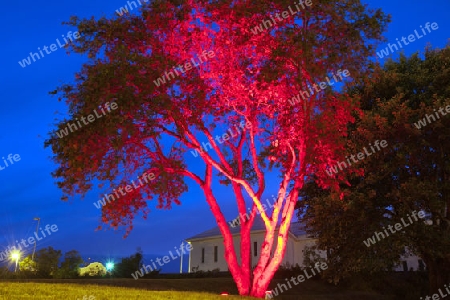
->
xmin=0 ymin=0 xmax=449 ymax=267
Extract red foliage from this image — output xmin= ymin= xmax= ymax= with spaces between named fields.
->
xmin=46 ymin=0 xmax=388 ymax=297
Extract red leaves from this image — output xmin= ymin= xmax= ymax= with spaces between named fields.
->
xmin=45 ymin=0 xmax=390 ymax=294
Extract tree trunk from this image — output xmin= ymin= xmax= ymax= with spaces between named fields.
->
xmin=250 ymin=230 xmax=276 ymax=297
xmin=423 ymin=255 xmax=450 ymax=293
xmin=201 ymin=155 xmax=303 ymax=297
xmin=203 ymin=187 xmax=251 ymax=294
xmin=238 ymin=219 xmax=252 ymax=295
xmin=250 ymin=196 xmax=298 ymax=297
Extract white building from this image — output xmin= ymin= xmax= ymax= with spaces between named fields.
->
xmin=185 ymin=216 xmax=321 ymax=272
xmin=185 ymin=216 xmax=424 ymax=273
xmin=394 ymin=247 xmax=425 ymax=272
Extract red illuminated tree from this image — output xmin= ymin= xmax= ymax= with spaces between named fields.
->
xmin=45 ymin=0 xmax=389 ymax=297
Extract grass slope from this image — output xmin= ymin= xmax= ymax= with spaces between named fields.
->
xmin=0 ymin=283 xmax=251 ymax=300
xmin=0 ymin=278 xmax=398 ymax=299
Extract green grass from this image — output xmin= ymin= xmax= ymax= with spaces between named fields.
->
xmin=0 ymin=277 xmax=403 ymax=299
xmin=1 ymin=278 xmax=242 ymax=294
xmin=0 ymin=282 xmax=251 ymax=300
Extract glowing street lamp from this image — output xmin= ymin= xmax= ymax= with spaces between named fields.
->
xmin=11 ymin=251 xmax=20 ymax=272
xmin=106 ymin=262 xmax=114 ymax=272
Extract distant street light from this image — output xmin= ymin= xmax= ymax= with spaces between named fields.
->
xmin=106 ymin=262 xmax=114 ymax=272
xmin=32 ymin=217 xmax=40 ymax=261
xmin=11 ymin=251 xmax=20 ymax=272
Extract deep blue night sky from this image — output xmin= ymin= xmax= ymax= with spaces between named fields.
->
xmin=0 ymin=0 xmax=449 ymax=269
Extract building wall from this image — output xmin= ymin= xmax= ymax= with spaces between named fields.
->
xmin=189 ymin=236 xmax=233 ymax=272
xmin=188 ymin=231 xmax=316 ymax=272
xmin=292 ymin=237 xmax=319 ymax=267
xmin=189 ymin=233 xmax=424 ymax=273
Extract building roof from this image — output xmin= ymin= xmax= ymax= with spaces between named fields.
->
xmin=186 ymin=215 xmax=308 ymax=241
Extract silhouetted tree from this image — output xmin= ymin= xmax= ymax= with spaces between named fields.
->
xmin=35 ymin=246 xmax=62 ymax=278
xmin=114 ymin=249 xmax=143 ymax=278
xmin=54 ymin=250 xmax=84 ymax=278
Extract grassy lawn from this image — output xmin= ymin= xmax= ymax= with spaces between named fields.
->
xmin=0 ymin=282 xmax=251 ymax=300
xmin=0 ymin=278 xmax=398 ymax=299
